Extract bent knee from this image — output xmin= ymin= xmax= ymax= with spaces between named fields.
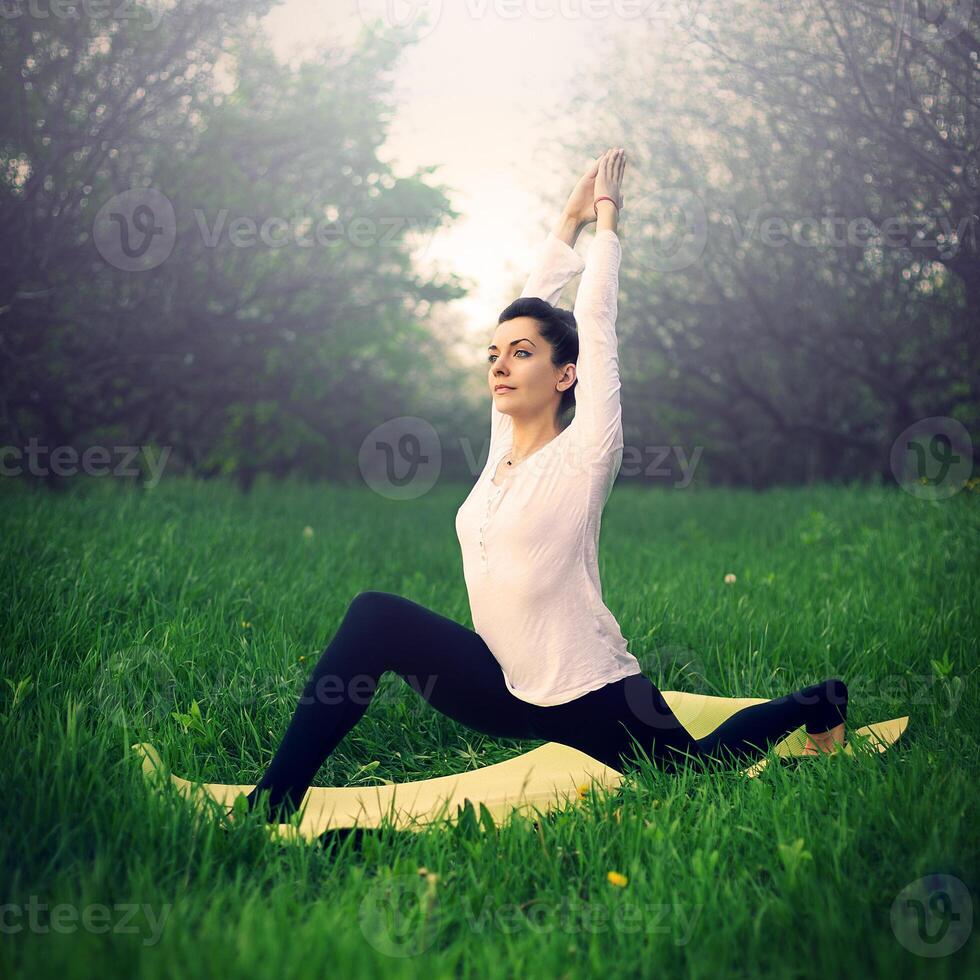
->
xmin=349 ymin=590 xmax=397 ymax=613
xmin=346 ymin=590 xmax=420 ymax=630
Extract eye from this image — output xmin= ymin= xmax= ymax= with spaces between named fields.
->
xmin=487 ymin=350 xmax=530 ymax=363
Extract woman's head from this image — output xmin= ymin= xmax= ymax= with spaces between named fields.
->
xmin=488 ymin=297 xmax=578 ymax=424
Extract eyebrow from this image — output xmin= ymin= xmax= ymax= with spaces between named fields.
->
xmin=487 ymin=338 xmax=537 ymax=351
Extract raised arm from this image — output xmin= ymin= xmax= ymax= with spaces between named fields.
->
xmin=489 ymin=149 xmax=627 ymax=462
xmin=569 ymin=228 xmax=624 ymax=457
xmin=570 ymin=148 xmax=626 ymax=458
xmin=519 ymin=222 xmax=587 ymax=304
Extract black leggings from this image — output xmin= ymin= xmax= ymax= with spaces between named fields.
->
xmin=245 ymin=591 xmax=848 ymax=821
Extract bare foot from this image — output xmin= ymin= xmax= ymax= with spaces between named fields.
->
xmin=802 ymin=722 xmax=846 ymax=756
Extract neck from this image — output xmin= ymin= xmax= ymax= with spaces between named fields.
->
xmin=509 ymin=413 xmax=563 ymax=461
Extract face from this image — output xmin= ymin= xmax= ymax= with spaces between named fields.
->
xmin=487 ymin=317 xmax=575 ymax=420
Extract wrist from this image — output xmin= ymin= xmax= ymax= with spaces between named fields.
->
xmin=594 ymin=199 xmax=618 ymax=233
xmin=558 ymin=210 xmax=589 ymax=229
xmin=553 ymin=211 xmax=588 ymax=245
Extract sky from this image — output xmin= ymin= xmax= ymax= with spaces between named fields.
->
xmin=260 ymin=0 xmax=646 ymax=357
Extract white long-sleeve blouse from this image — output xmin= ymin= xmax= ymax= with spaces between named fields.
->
xmin=454 ymin=228 xmax=642 ymax=706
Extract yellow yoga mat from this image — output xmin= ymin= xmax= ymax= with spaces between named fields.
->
xmin=131 ymin=691 xmax=908 ymax=845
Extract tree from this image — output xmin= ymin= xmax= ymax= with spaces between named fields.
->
xmin=0 ymin=1 xmax=470 ymax=489
xmin=556 ymin=0 xmax=977 ymax=485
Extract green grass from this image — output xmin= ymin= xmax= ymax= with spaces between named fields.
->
xmin=1 ymin=475 xmax=977 ymax=978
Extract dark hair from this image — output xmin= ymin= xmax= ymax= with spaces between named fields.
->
xmin=496 ymin=296 xmax=579 ymax=421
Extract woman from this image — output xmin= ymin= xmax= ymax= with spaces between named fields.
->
xmin=244 ymin=148 xmax=848 ymax=824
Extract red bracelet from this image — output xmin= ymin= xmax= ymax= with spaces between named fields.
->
xmin=594 ymin=196 xmax=619 ymax=216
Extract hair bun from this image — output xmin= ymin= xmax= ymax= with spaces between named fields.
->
xmin=496 ymin=296 xmax=579 ymax=419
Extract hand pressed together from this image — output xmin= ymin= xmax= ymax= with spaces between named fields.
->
xmin=561 ymin=147 xmax=627 ymax=225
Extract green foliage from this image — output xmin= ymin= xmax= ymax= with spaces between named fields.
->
xmin=1 ymin=2 xmax=471 ymax=488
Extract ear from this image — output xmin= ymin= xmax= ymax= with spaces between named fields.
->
xmin=556 ymin=362 xmax=577 ymax=391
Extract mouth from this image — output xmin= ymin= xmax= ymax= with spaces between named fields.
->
xmin=494 ymin=385 xmax=515 ymax=393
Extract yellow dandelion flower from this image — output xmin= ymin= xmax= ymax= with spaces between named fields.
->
xmin=577 ymin=783 xmax=591 ymax=799
xmin=298 ymin=655 xmax=306 ymax=662
xmin=241 ymin=620 xmax=251 ymax=629
xmin=607 ymin=871 xmax=628 ymax=888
